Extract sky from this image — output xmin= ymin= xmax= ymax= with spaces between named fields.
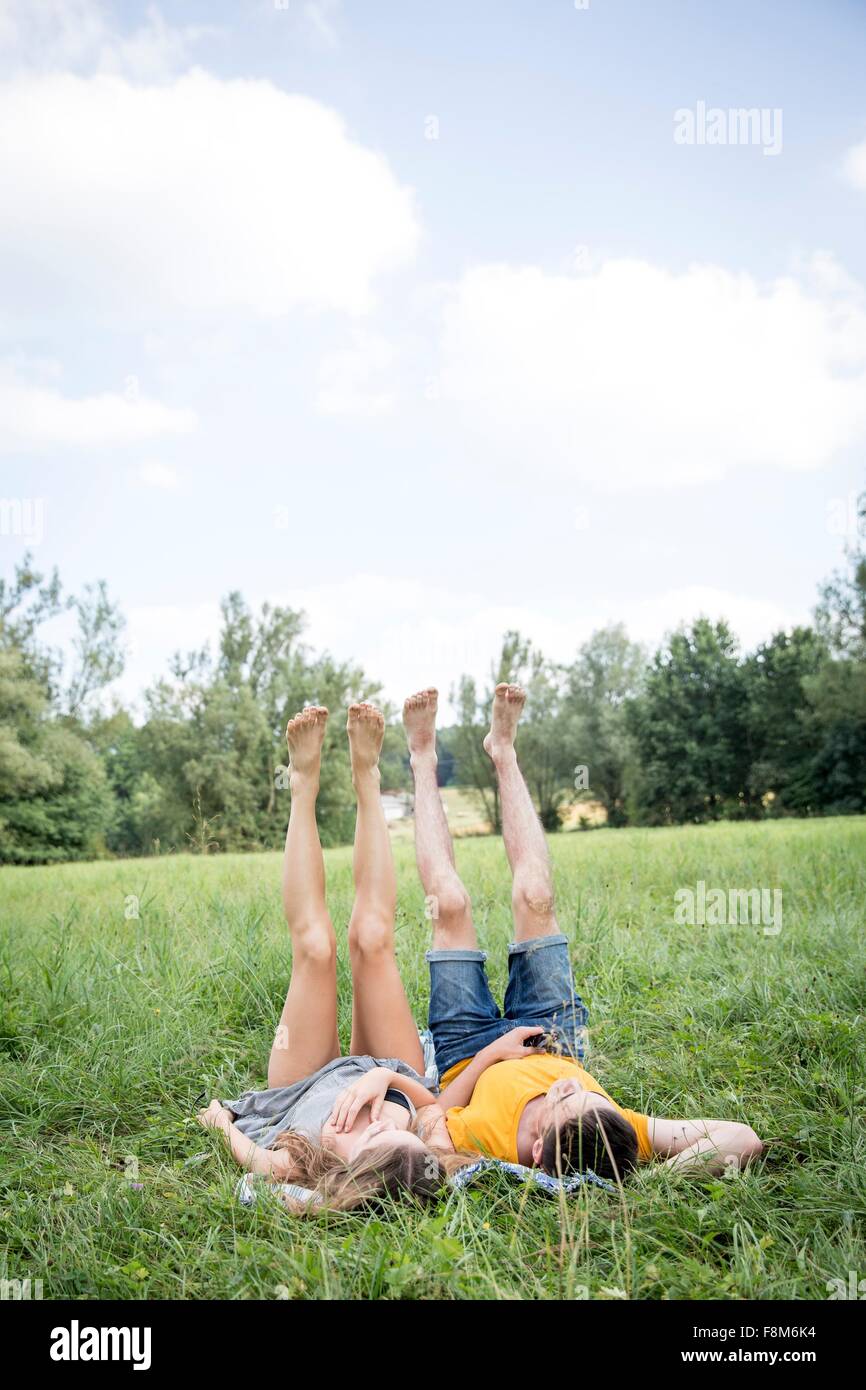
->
xmin=1 ymin=0 xmax=865 ymax=717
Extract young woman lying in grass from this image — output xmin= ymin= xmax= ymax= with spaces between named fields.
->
xmin=198 ymin=703 xmax=461 ymax=1213
xmin=402 ymin=684 xmax=764 ymax=1184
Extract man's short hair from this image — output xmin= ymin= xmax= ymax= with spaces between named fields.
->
xmin=540 ymin=1108 xmax=639 ymax=1182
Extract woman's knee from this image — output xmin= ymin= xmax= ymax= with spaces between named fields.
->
xmin=348 ymin=913 xmax=394 ymax=961
xmin=291 ymin=917 xmax=337 ymax=967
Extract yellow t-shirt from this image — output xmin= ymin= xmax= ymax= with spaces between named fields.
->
xmin=443 ymin=1054 xmax=653 ymax=1164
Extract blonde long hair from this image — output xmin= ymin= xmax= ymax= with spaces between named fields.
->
xmin=271 ymin=1127 xmax=441 ymax=1215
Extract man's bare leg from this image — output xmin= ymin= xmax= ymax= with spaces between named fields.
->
xmin=403 ymin=688 xmax=477 ymax=951
xmin=484 ymin=683 xmax=559 ymax=941
xmin=269 ymin=706 xmax=339 ymax=1088
xmin=347 ymin=703 xmax=424 ymax=1070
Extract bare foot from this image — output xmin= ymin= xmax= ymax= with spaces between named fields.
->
xmin=483 ymin=683 xmax=525 ymax=760
xmin=403 ymin=688 xmax=438 ymax=759
xmin=286 ymin=706 xmax=328 ymax=784
xmin=347 ymin=702 xmax=385 ymax=779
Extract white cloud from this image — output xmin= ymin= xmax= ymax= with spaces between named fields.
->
xmin=0 ymin=1 xmax=217 ymax=81
xmin=121 ymin=600 xmax=222 ymax=702
xmin=138 ymin=461 xmax=179 ymax=490
xmin=0 ymin=367 xmax=196 ymax=451
xmin=841 ymin=136 xmax=866 ymax=192
xmin=435 ymin=257 xmax=866 ymax=489
xmin=0 ymin=69 xmax=420 ymax=319
xmin=616 ymin=587 xmax=799 ymax=654
xmin=316 ymin=331 xmax=396 ymax=416
xmin=104 ymin=574 xmax=804 ymax=718
xmin=284 ymin=577 xmax=805 ymax=711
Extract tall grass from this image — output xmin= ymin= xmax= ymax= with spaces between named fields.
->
xmin=1 ymin=816 xmax=864 ymax=1300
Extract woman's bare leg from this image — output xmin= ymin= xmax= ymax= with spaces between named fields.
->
xmin=484 ymin=683 xmax=559 ymax=941
xmin=347 ymin=703 xmax=424 ymax=1070
xmin=404 ymin=688 xmax=477 ymax=951
xmin=267 ymin=706 xmax=340 ymax=1088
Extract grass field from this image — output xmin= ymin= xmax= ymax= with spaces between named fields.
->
xmin=1 ymin=816 xmax=865 ymax=1302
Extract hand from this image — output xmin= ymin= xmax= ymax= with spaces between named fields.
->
xmin=328 ymin=1069 xmax=393 ymax=1132
xmin=483 ymin=1027 xmax=547 ymax=1063
xmin=197 ymin=1098 xmax=232 ymax=1132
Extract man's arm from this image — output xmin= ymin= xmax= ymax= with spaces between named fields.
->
xmin=436 ymin=1027 xmax=546 ymax=1110
xmin=648 ymin=1116 xmax=763 ymax=1175
xmin=415 ymin=1105 xmax=455 ymax=1151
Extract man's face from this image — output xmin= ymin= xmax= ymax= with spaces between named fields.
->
xmin=538 ymin=1076 xmax=619 ymax=1133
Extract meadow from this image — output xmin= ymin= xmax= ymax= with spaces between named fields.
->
xmin=1 ymin=815 xmax=864 ymax=1302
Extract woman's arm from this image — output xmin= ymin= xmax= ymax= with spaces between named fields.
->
xmin=386 ymin=1072 xmax=440 ymax=1111
xmin=198 ymin=1100 xmax=297 ymax=1179
xmin=224 ymin=1121 xmax=297 ymax=1178
xmin=328 ymin=1067 xmax=439 ymax=1131
xmin=648 ymin=1116 xmax=763 ymax=1175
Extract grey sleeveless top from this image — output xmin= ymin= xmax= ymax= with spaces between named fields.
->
xmin=222 ymin=1055 xmax=433 ymax=1150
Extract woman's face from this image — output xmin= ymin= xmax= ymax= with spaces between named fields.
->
xmin=320 ymin=1111 xmax=427 ymax=1164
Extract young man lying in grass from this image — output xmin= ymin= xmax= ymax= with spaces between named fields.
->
xmin=402 ymin=684 xmax=764 ymax=1183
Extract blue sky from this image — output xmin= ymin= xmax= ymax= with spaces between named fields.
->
xmin=1 ymin=0 xmax=864 ymax=714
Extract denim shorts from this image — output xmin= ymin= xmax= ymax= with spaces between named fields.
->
xmin=426 ymin=934 xmax=589 ymax=1080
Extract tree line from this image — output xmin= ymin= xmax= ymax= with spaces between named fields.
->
xmin=1 ymin=499 xmax=864 ymax=863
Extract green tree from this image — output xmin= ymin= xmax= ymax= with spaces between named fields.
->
xmin=451 ymin=631 xmax=574 ymax=832
xmin=564 ymin=624 xmax=644 ymax=826
xmin=134 ymin=594 xmax=380 ymax=852
xmin=628 ymin=618 xmax=752 ymax=824
xmin=451 ymin=673 xmax=499 ymax=831
xmin=814 ymin=497 xmax=866 ymax=660
xmin=742 ymin=628 xmax=828 ymax=813
xmin=0 ymin=556 xmax=122 ymax=863
xmin=0 ymin=648 xmax=112 ymax=862
xmin=804 ymin=503 xmax=866 ymax=812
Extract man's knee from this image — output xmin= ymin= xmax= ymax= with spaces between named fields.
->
xmin=427 ymin=879 xmax=472 ymax=930
xmin=513 ymin=863 xmax=555 ymax=919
